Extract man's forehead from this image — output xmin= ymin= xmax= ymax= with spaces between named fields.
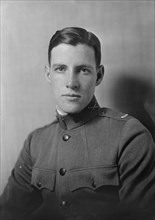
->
xmin=52 ymin=43 xmax=94 ymax=53
xmin=50 ymin=43 xmax=96 ymax=65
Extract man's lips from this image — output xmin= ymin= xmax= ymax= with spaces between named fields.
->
xmin=62 ymin=94 xmax=81 ymax=97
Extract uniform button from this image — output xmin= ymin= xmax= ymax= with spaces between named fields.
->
xmin=61 ymin=200 xmax=67 ymax=206
xmin=63 ymin=134 xmax=70 ymax=141
xmin=37 ymin=181 xmax=42 ymax=188
xmin=59 ymin=168 xmax=66 ymax=176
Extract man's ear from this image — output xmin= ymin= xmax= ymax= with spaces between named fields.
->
xmin=45 ymin=65 xmax=51 ymax=83
xmin=96 ymin=65 xmax=104 ymax=86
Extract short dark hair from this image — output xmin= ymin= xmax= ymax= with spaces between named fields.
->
xmin=48 ymin=27 xmax=101 ymax=67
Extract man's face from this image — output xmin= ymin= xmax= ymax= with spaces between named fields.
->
xmin=47 ymin=43 xmax=103 ymax=114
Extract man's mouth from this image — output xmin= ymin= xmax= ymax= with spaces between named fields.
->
xmin=62 ymin=93 xmax=81 ymax=100
xmin=62 ymin=94 xmax=81 ymax=97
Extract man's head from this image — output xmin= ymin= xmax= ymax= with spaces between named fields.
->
xmin=46 ymin=27 xmax=104 ymax=114
xmin=48 ymin=27 xmax=101 ymax=67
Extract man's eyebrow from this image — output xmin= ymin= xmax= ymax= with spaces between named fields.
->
xmin=52 ymin=64 xmax=94 ymax=69
xmin=76 ymin=64 xmax=94 ymax=69
xmin=52 ymin=64 xmax=66 ymax=68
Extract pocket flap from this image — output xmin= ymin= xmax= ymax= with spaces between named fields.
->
xmin=31 ymin=168 xmax=56 ymax=191
xmin=69 ymin=166 xmax=119 ymax=191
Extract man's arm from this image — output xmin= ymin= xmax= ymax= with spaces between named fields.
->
xmin=118 ymin=118 xmax=155 ymax=219
xmin=0 ymin=133 xmax=42 ymax=220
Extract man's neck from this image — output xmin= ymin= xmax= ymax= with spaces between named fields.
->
xmin=56 ymin=106 xmax=68 ymax=116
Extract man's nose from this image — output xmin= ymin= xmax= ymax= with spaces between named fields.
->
xmin=66 ymin=70 xmax=79 ymax=89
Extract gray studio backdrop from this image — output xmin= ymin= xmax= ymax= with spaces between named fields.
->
xmin=1 ymin=1 xmax=154 ymax=194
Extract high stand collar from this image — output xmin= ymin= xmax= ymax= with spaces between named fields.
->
xmin=56 ymin=96 xmax=101 ymax=130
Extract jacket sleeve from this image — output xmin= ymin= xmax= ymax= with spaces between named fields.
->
xmin=118 ymin=118 xmax=155 ymax=219
xmin=0 ymin=133 xmax=42 ymax=220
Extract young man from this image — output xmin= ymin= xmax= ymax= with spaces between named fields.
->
xmin=0 ymin=27 xmax=155 ymax=220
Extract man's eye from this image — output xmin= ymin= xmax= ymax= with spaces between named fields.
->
xmin=80 ymin=68 xmax=90 ymax=74
xmin=55 ymin=66 xmax=65 ymax=72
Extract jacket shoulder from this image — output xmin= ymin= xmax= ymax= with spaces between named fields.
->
xmin=28 ymin=118 xmax=58 ymax=143
xmin=98 ymin=107 xmax=152 ymax=137
xmin=98 ymin=107 xmax=132 ymax=122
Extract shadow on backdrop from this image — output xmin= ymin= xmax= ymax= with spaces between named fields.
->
xmin=110 ymin=71 xmax=155 ymax=142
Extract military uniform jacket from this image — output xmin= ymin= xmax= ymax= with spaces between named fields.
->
xmin=0 ymin=97 xmax=155 ymax=220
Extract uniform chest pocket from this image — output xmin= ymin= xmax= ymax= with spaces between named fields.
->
xmin=31 ymin=168 xmax=56 ymax=191
xmin=68 ymin=166 xmax=119 ymax=191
